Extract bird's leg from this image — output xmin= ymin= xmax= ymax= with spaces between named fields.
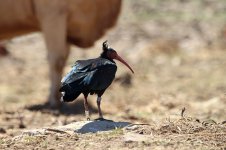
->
xmin=97 ymin=97 xmax=103 ymax=119
xmin=84 ymin=95 xmax=90 ymax=121
xmin=95 ymin=97 xmax=113 ymax=122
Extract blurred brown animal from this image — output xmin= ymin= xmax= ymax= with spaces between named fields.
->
xmin=0 ymin=0 xmax=122 ymax=107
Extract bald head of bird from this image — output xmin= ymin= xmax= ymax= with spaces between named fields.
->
xmin=100 ymin=41 xmax=134 ymax=74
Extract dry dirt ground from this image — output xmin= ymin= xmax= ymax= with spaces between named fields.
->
xmin=0 ymin=0 xmax=226 ymax=149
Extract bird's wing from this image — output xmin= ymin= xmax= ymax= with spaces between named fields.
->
xmin=60 ymin=58 xmax=116 ymax=89
xmin=82 ymin=63 xmax=117 ymax=91
xmin=72 ymin=58 xmax=115 ymax=72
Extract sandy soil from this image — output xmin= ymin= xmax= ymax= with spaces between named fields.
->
xmin=0 ymin=0 xmax=226 ymax=149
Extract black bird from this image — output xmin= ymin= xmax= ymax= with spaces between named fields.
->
xmin=59 ymin=41 xmax=134 ymax=121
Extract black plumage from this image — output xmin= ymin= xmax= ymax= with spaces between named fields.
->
xmin=60 ymin=41 xmax=134 ymax=120
xmin=60 ymin=58 xmax=117 ymax=101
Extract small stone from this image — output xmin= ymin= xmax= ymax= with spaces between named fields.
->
xmin=0 ymin=128 xmax=6 ymax=134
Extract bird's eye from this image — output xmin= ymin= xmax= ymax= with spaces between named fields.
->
xmin=111 ymin=52 xmax=117 ymax=58
xmin=107 ymin=51 xmax=116 ymax=59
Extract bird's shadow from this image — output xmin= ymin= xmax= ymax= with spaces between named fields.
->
xmin=76 ymin=120 xmax=131 ymax=134
xmin=26 ymin=99 xmax=98 ymax=115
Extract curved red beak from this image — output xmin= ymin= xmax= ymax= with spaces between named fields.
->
xmin=115 ymin=54 xmax=134 ymax=74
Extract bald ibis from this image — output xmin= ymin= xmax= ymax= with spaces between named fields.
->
xmin=60 ymin=41 xmax=134 ymax=121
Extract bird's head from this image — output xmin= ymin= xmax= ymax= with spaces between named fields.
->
xmin=101 ymin=41 xmax=134 ymax=74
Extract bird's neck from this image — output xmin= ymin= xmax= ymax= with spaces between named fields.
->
xmin=99 ymin=55 xmax=115 ymax=63
xmin=100 ymin=52 xmax=107 ymax=58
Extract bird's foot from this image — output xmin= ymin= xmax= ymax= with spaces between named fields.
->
xmin=94 ymin=117 xmax=113 ymax=122
xmin=85 ymin=111 xmax=91 ymax=121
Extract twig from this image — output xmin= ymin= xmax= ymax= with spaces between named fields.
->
xmin=181 ymin=107 xmax=186 ymax=118
xmin=45 ymin=128 xmax=72 ymax=135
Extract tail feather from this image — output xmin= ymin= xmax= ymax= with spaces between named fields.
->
xmin=60 ymin=79 xmax=85 ymax=102
xmin=60 ymin=91 xmax=81 ymax=102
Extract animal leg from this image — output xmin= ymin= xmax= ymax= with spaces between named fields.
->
xmin=97 ymin=97 xmax=103 ymax=119
xmin=35 ymin=1 xmax=69 ymax=108
xmin=84 ymin=94 xmax=90 ymax=121
xmin=95 ymin=96 xmax=113 ymax=122
xmin=47 ymin=45 xmax=69 ymax=108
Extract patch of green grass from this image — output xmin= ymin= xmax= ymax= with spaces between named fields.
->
xmin=101 ymin=128 xmax=124 ymax=138
xmin=22 ymin=136 xmax=46 ymax=145
xmin=112 ymin=127 xmax=124 ymax=135
xmin=23 ymin=136 xmax=38 ymax=144
xmin=40 ymin=140 xmax=48 ymax=149
xmin=0 ymin=139 xmax=5 ymax=145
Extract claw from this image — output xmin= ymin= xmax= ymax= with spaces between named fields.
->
xmin=85 ymin=110 xmax=90 ymax=121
